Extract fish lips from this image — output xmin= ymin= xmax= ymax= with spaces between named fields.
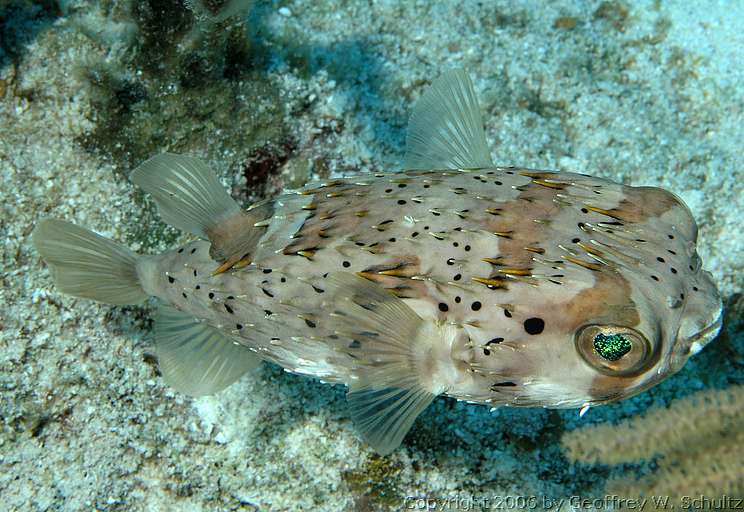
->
xmin=684 ymin=306 xmax=724 ymax=356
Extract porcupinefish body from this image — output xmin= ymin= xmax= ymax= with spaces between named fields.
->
xmin=33 ymin=70 xmax=723 ymax=454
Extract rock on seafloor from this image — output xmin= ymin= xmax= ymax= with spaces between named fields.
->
xmin=1 ymin=0 xmax=742 ymax=510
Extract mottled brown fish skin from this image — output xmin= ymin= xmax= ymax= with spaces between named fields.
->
xmin=141 ymin=166 xmax=721 ymax=408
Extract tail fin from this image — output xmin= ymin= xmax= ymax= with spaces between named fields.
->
xmin=32 ymin=219 xmax=148 ymax=305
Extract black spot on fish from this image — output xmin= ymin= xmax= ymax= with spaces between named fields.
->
xmin=438 ymin=302 xmax=449 ymax=312
xmin=464 ymin=245 xmax=471 ymax=251
xmin=305 ymin=318 xmax=316 ymax=328
xmin=209 ymin=292 xmax=215 ymax=299
xmin=668 ymin=249 xmax=677 ymax=255
xmin=167 ymin=275 xmax=175 ymax=284
xmin=388 ymin=237 xmax=396 ymax=243
xmin=492 ymin=381 xmax=517 ymax=388
xmin=471 ymin=301 xmax=482 ymax=311
xmin=225 ymin=304 xmax=234 ymax=314
xmin=193 ymin=269 xmax=197 ymax=277
xmin=487 ymin=337 xmax=504 ymax=345
xmin=281 ymin=277 xmax=287 ymax=283
xmin=580 ymin=208 xmax=588 ymax=213
xmin=398 ymin=183 xmax=407 ymax=188
xmin=651 ymin=275 xmax=660 ymax=282
xmin=195 ymin=285 xmax=201 ymax=290
xmin=342 ymin=261 xmax=351 ymax=268
xmin=453 ymin=273 xmax=462 ymax=281
xmin=657 ymin=257 xmax=665 ymax=262
xmin=178 ymin=248 xmax=184 ymax=253
xmin=693 ymin=286 xmax=699 ymax=291
xmin=668 ymin=234 xmax=675 ymax=239
xmin=190 ymin=248 xmax=196 ymax=254
xmin=264 ymin=309 xmax=273 ymax=316
xmin=263 ymin=268 xmax=273 ymax=274
xmin=504 ymin=309 xmax=512 ymax=318
xmin=447 ymin=258 xmax=455 ymax=265
xmin=236 ymin=324 xmax=243 ymax=330
xmin=182 ymin=292 xmax=187 ymax=299
xmin=397 ymin=200 xmax=407 ymax=205
xmin=453 ymin=242 xmax=459 ymax=247
xmin=572 ymin=238 xmax=580 ymax=243
xmin=671 ymin=267 xmax=678 ymax=274
xmin=455 ymin=296 xmax=461 ymax=303
xmin=385 ymin=188 xmax=393 ymax=193
xmin=261 ymin=288 xmax=274 ymax=298
xmin=412 ymin=231 xmax=419 ymax=238
xmin=523 ymin=317 xmax=544 ymax=335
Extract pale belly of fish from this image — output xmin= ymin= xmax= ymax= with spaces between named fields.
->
xmin=33 ymin=70 xmax=723 ymax=455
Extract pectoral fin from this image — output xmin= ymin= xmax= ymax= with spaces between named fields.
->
xmin=323 ymin=273 xmax=444 ymax=454
xmin=347 ymin=384 xmax=436 ymax=456
xmin=403 ymin=69 xmax=493 ymax=170
xmin=152 ymin=305 xmax=260 ymax=396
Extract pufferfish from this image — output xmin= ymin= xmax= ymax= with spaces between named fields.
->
xmin=32 ymin=70 xmax=723 ymax=455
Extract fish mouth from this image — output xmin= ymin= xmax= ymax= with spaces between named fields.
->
xmin=685 ymin=308 xmax=724 ymax=356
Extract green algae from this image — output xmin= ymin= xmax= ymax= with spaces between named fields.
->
xmin=593 ymin=1 xmax=630 ymax=32
xmin=69 ymin=0 xmax=289 ymax=250
xmin=73 ymin=0 xmax=284 ymax=171
xmin=343 ymin=455 xmax=403 ymax=510
xmin=82 ymin=72 xmax=284 ymax=174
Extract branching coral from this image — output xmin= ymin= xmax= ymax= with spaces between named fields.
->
xmin=561 ymin=385 xmax=744 ymax=498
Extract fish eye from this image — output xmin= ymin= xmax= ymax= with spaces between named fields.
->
xmin=575 ymin=325 xmax=654 ymax=376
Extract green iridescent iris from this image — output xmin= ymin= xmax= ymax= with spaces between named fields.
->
xmin=593 ymin=333 xmax=632 ymax=361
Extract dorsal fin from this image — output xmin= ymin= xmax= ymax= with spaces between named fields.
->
xmin=130 ymin=153 xmax=272 ymax=271
xmin=403 ymin=69 xmax=494 ymax=170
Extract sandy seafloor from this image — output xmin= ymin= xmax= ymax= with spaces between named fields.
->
xmin=1 ymin=0 xmax=742 ymax=510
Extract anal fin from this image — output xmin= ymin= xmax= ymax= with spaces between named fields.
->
xmin=324 ymin=273 xmax=454 ymax=455
xmin=153 ymin=305 xmax=261 ymax=396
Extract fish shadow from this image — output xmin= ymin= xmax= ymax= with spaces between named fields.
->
xmin=248 ymin=2 xmax=407 ymax=162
